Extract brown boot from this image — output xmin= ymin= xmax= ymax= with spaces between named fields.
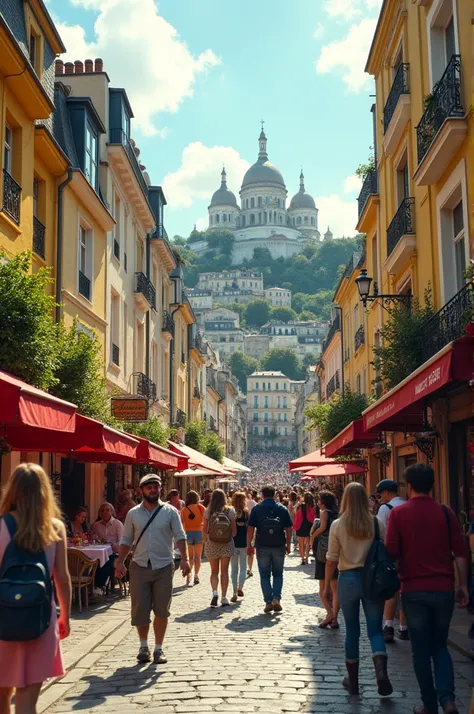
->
xmin=442 ymin=702 xmax=459 ymax=714
xmin=373 ymin=654 xmax=393 ymax=696
xmin=342 ymin=660 xmax=359 ymax=695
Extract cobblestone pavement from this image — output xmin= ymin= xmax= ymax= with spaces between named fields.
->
xmin=39 ymin=553 xmax=473 ymax=714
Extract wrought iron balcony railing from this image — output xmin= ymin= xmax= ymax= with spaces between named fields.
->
xmin=417 ymin=55 xmax=463 ymax=163
xmin=326 ymin=370 xmax=340 ymax=399
xmin=162 ymin=310 xmax=174 ymax=335
xmin=109 ymin=128 xmax=149 ymax=198
xmin=176 ymin=408 xmax=186 ymax=427
xmin=150 ymin=223 xmax=169 ymax=243
xmin=383 ymin=63 xmax=410 ymax=134
xmin=419 ymin=283 xmax=474 ymax=364
xmin=134 ymin=271 xmax=156 ymax=309
xmin=33 ymin=216 xmax=45 ymax=259
xmin=135 ymin=372 xmax=157 ymax=402
xmin=354 ymin=324 xmax=365 ymax=352
xmin=3 ymin=169 xmax=21 ymax=224
xmin=112 ymin=343 xmax=120 ymax=366
xmin=78 ymin=270 xmax=91 ymax=300
xmin=113 ymin=238 xmax=120 ymax=260
xmin=387 ymin=197 xmax=415 ymax=257
xmin=357 ymin=169 xmax=378 ymax=219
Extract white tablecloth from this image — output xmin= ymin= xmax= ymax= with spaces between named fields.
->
xmin=70 ymin=544 xmax=113 ymax=568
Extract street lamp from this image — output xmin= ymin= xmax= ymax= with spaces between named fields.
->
xmin=355 ymin=269 xmax=411 ymax=310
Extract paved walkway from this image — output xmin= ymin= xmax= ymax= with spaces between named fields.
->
xmin=39 ymin=553 xmax=473 ymax=714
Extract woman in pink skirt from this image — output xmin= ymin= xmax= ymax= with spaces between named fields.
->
xmin=0 ymin=463 xmax=71 ymax=713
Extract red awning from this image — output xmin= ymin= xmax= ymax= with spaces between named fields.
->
xmin=72 ymin=415 xmax=139 ymax=461
xmin=288 ymin=449 xmax=337 ymax=470
xmin=168 ymin=441 xmax=227 ymax=474
xmin=0 ymin=369 xmax=76 ymax=432
xmin=304 ymin=462 xmax=366 ymax=478
xmin=363 ymin=338 xmax=473 ymax=433
xmin=324 ymin=419 xmax=379 ymax=458
xmin=136 ymin=438 xmax=188 ymax=471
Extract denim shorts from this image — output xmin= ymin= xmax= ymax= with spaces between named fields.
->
xmin=186 ymin=530 xmax=203 ymax=545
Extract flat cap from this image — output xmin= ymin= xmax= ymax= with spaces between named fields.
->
xmin=376 ymin=479 xmax=398 ymax=493
xmin=139 ymin=473 xmax=162 ymax=488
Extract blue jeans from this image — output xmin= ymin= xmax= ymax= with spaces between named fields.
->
xmin=401 ymin=591 xmax=455 ymax=711
xmin=338 ymin=569 xmax=386 ymax=661
xmin=256 ymin=546 xmax=285 ymax=603
xmin=231 ymin=547 xmax=247 ymax=591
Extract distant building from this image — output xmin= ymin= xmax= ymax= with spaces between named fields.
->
xmin=265 ymin=287 xmax=292 ymax=307
xmin=294 ymin=367 xmax=320 ymax=456
xmin=256 ymin=320 xmax=327 ymax=361
xmin=186 ymin=288 xmax=213 ymax=315
xmin=202 ymin=312 xmax=245 ymax=359
xmin=197 ymin=269 xmax=264 ymax=294
xmin=246 ymin=371 xmax=303 ymax=452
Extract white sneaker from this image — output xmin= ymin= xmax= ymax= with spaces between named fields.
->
xmin=92 ymin=587 xmax=103 ymax=597
xmin=221 ymin=597 xmax=230 ymax=607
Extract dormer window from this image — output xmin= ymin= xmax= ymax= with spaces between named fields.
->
xmin=85 ymin=123 xmax=98 ymax=188
xmin=29 ymin=31 xmax=37 ymax=72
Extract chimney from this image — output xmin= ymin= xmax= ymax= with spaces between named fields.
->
xmin=74 ymin=60 xmax=84 ymax=74
xmin=55 ymin=59 xmax=64 ymax=75
xmin=94 ymin=58 xmax=103 ymax=72
xmin=64 ymin=62 xmax=74 ymax=75
xmin=84 ymin=59 xmax=93 ymax=73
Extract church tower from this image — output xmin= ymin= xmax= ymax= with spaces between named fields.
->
xmin=288 ymin=170 xmax=320 ymax=240
xmin=208 ymin=167 xmax=240 ymax=229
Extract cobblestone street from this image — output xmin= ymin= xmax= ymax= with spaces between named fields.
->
xmin=39 ymin=553 xmax=473 ymax=714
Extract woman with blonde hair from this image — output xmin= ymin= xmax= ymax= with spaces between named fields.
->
xmin=202 ymin=488 xmax=236 ymax=608
xmin=0 ymin=463 xmax=71 ymax=714
xmin=324 ymin=481 xmax=392 ymax=698
xmin=230 ymin=491 xmax=249 ymax=602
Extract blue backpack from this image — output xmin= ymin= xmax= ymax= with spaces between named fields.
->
xmin=0 ymin=514 xmax=52 ymax=641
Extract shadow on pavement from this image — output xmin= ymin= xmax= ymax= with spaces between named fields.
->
xmin=225 ymin=613 xmax=283 ymax=632
xmin=63 ymin=665 xmax=163 ymax=710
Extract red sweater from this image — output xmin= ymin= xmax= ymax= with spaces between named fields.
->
xmin=385 ymin=496 xmax=467 ymax=592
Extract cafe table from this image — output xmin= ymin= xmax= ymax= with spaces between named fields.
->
xmin=69 ymin=543 xmax=113 ymax=568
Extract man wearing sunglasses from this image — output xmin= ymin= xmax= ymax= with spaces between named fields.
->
xmin=116 ymin=473 xmax=190 ymax=664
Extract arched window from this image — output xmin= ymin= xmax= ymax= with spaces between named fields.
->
xmin=242 ymin=215 xmax=246 ymax=227
xmin=250 ymin=214 xmax=255 ymax=225
xmin=258 ymin=196 xmax=262 ymax=207
xmin=223 ymin=214 xmax=227 ymax=222
xmin=250 ymin=197 xmax=255 ymax=208
xmin=285 ymin=329 xmax=288 ymax=335
xmin=259 ymin=212 xmax=262 ymax=224
xmin=216 ymin=214 xmax=220 ymax=223
xmin=311 ymin=217 xmax=315 ymax=225
xmin=279 ymin=215 xmax=283 ymax=224
xmin=274 ymin=211 xmax=277 ymax=223
xmin=264 ymin=212 xmax=267 ymax=223
xmin=292 ymin=217 xmax=295 ymax=225
xmin=210 ymin=215 xmax=213 ymax=225
xmin=297 ymin=216 xmax=301 ymax=225
xmin=246 ymin=199 xmax=249 ymax=209
xmin=304 ymin=216 xmax=308 ymax=224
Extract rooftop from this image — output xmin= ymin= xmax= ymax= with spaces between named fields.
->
xmin=249 ymin=371 xmax=287 ymax=377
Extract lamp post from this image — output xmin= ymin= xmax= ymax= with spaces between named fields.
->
xmin=355 ymin=269 xmax=412 ymax=310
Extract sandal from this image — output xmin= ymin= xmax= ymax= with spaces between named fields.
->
xmin=319 ymin=614 xmax=333 ymax=628
xmin=330 ymin=618 xmax=339 ymax=629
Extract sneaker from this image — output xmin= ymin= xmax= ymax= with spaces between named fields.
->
xmin=186 ymin=576 xmax=192 ymax=587
xmin=383 ymin=625 xmax=395 ymax=643
xmin=237 ymin=588 xmax=244 ymax=597
xmin=92 ymin=587 xmax=103 ymax=597
xmin=247 ymin=569 xmax=253 ymax=577
xmin=153 ymin=648 xmax=167 ymax=664
xmin=230 ymin=593 xmax=238 ymax=603
xmin=272 ymin=600 xmax=282 ymax=612
xmin=137 ymin=645 xmax=151 ymax=663
xmin=398 ymin=629 xmax=410 ymax=641
xmin=194 ymin=576 xmax=200 ymax=585
xmin=221 ymin=597 xmax=230 ymax=607
xmin=264 ymin=602 xmax=274 ymax=614
xmin=210 ymin=594 xmax=218 ymax=608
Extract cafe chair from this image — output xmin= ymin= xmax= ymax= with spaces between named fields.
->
xmin=67 ymin=549 xmax=99 ymax=612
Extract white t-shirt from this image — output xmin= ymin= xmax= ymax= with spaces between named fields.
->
xmin=247 ymin=499 xmax=257 ymax=513
xmin=377 ymin=496 xmax=405 ymax=528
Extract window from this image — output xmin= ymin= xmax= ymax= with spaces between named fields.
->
xmin=114 ymin=193 xmax=121 ymax=261
xmin=29 ymin=31 xmax=38 ymax=72
xmin=255 ymin=382 xmax=259 ymax=390
xmin=453 ymin=200 xmax=465 ymax=290
xmin=284 ymin=413 xmax=288 ymax=422
xmin=355 ymin=373 xmax=361 ymax=394
xmin=428 ymin=0 xmax=459 ymax=84
xmin=33 ymin=178 xmax=39 ymax=218
xmin=85 ymin=124 xmax=98 ymax=188
xmin=297 ymin=216 xmax=301 ymax=225
xmin=285 ymin=427 xmax=288 ymax=436
xmin=444 ymin=14 xmax=455 ymax=63
xmin=283 ymin=396 xmax=287 ymax=408
xmin=264 ymin=427 xmax=269 ymax=436
xmin=4 ymin=124 xmax=12 ymax=173
xmin=250 ymin=214 xmax=255 ymax=225
xmin=275 ymin=382 xmax=279 ymax=391
xmin=253 ymin=396 xmax=258 ymax=408
xmin=262 ymin=383 xmax=266 ymax=391
xmin=396 ymin=152 xmax=409 ymax=205
xmin=78 ymin=224 xmax=92 ymax=301
xmin=264 ymin=412 xmax=268 ymax=422
xmin=253 ymin=413 xmax=258 ymax=422
xmin=111 ymin=291 xmax=120 ymax=366
xmin=254 ymin=426 xmax=259 ymax=435
xmin=371 ymin=235 xmax=378 ymax=284
xmin=437 ymin=163 xmax=468 ymax=301
xmin=284 ymin=383 xmax=287 ymax=391
xmin=278 ymin=412 xmax=281 ymax=421
xmin=258 ymin=196 xmax=262 ymax=207
xmin=223 ymin=214 xmax=227 ymax=222
xmin=264 ymin=396 xmax=269 ymax=408
xmin=216 ymin=214 xmax=220 ymax=223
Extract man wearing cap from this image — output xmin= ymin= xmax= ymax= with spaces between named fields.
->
xmin=115 ymin=473 xmax=190 ymax=664
xmin=376 ymin=479 xmax=407 ymax=642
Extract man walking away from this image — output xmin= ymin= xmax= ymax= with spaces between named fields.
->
xmin=386 ymin=464 xmax=469 ymax=714
xmin=115 ymin=474 xmax=190 ymax=665
xmin=376 ymin=479 xmax=408 ymax=642
xmin=247 ymin=484 xmax=293 ymax=614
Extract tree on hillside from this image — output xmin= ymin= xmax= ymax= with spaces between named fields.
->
xmin=206 ymin=228 xmax=235 ymax=256
xmin=244 ymin=299 xmax=270 ymax=328
xmin=260 ymin=348 xmax=304 ymax=381
xmin=229 ymin=351 xmax=259 ymax=392
xmin=269 ymin=306 xmax=297 ymax=323
xmin=299 ymin=310 xmax=317 ymax=321
xmin=172 ymin=235 xmax=187 ymax=246
xmin=302 ymin=353 xmax=318 ymax=369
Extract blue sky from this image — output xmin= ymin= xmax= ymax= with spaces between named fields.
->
xmin=48 ymin=0 xmax=382 ymax=239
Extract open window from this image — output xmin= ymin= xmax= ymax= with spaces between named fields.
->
xmin=436 ymin=160 xmax=468 ymax=302
xmin=427 ymin=0 xmax=459 ymax=85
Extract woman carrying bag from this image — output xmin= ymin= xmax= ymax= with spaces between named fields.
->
xmin=310 ymin=490 xmax=339 ymax=628
xmin=180 ymin=491 xmax=205 ymax=586
xmin=202 ymin=489 xmax=237 ymax=608
xmin=294 ymin=492 xmax=316 ymax=565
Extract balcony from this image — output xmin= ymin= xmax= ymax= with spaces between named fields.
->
xmin=134 ymin=271 xmax=156 ymax=312
xmin=150 ymin=223 xmax=174 ymax=267
xmin=419 ymin=283 xmax=474 ymax=364
xmin=324 ymin=313 xmax=341 ymax=350
xmin=134 ymin=372 xmax=157 ymax=402
xmin=357 ymin=169 xmax=378 ymax=221
xmin=385 ymin=197 xmax=416 ymax=274
xmin=326 ymin=370 xmax=340 ymax=400
xmin=33 ymin=216 xmax=45 ymax=259
xmin=354 ymin=325 xmax=365 ymax=352
xmin=175 ymin=408 xmax=186 ymax=427
xmin=2 ymin=170 xmax=21 ymax=224
xmin=109 ymin=128 xmax=149 ymax=197
xmin=112 ymin=343 xmax=120 ymax=366
xmin=415 ymin=56 xmax=466 ymax=186
xmin=162 ymin=310 xmax=175 ymax=338
xmin=78 ymin=270 xmax=91 ymax=301
xmin=383 ymin=64 xmax=410 ymax=155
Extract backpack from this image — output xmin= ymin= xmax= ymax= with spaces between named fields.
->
xmin=208 ymin=509 xmax=233 ymax=543
xmin=258 ymin=508 xmax=284 ymax=547
xmin=361 ymin=517 xmax=400 ymax=602
xmin=0 ymin=514 xmax=53 ymax=641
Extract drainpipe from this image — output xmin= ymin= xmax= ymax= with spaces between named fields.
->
xmin=55 ymin=168 xmax=74 ymax=323
xmin=169 ymin=302 xmax=181 ymax=426
xmin=145 ymin=233 xmax=151 ymax=378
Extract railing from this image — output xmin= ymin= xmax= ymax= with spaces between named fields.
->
xmin=176 ymin=408 xmax=186 ymax=427
xmin=162 ymin=310 xmax=174 ymax=335
xmin=3 ymin=169 xmax=21 ymax=224
xmin=383 ymin=63 xmax=410 ymax=133
xmin=326 ymin=370 xmax=340 ymax=399
xmin=33 ymin=216 xmax=45 ymax=259
xmin=357 ymin=169 xmax=378 ymax=219
xmin=134 ymin=271 xmax=156 ymax=309
xmin=417 ymin=55 xmax=463 ymax=163
xmin=150 ymin=223 xmax=169 ymax=243
xmin=135 ymin=372 xmax=157 ymax=401
xmin=420 ymin=283 xmax=474 ymax=364
xmin=354 ymin=324 xmax=365 ymax=352
xmin=109 ymin=128 xmax=149 ymax=197
xmin=387 ymin=197 xmax=415 ymax=256
xmin=324 ymin=313 xmax=341 ymax=349
xmin=112 ymin=343 xmax=120 ymax=366
xmin=113 ymin=238 xmax=120 ymax=260
xmin=78 ymin=270 xmax=91 ymax=300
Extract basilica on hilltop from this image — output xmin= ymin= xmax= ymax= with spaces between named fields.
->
xmin=191 ymin=126 xmax=333 ymax=265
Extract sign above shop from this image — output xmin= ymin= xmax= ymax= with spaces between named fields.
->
xmin=111 ymin=398 xmax=148 ymax=422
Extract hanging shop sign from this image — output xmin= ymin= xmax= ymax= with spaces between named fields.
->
xmin=111 ymin=397 xmax=148 ymax=422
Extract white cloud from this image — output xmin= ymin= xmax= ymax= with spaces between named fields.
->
xmin=343 ymin=174 xmax=362 ymax=194
xmin=162 ymin=142 xmax=250 ymax=209
xmin=315 ymin=18 xmax=377 ymax=92
xmin=55 ymin=0 xmax=220 ymax=136
xmin=316 ymin=193 xmax=358 ymax=237
xmin=323 ymin=0 xmax=361 ymax=19
xmin=195 ymin=217 xmax=208 ymax=231
xmin=313 ymin=23 xmax=324 ymax=40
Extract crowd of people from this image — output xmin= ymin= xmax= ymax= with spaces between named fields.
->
xmin=0 ymin=461 xmax=472 ymax=714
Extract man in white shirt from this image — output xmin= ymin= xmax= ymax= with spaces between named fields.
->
xmin=376 ymin=479 xmax=407 ymax=642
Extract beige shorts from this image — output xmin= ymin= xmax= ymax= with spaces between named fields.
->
xmin=129 ymin=561 xmax=174 ymax=626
